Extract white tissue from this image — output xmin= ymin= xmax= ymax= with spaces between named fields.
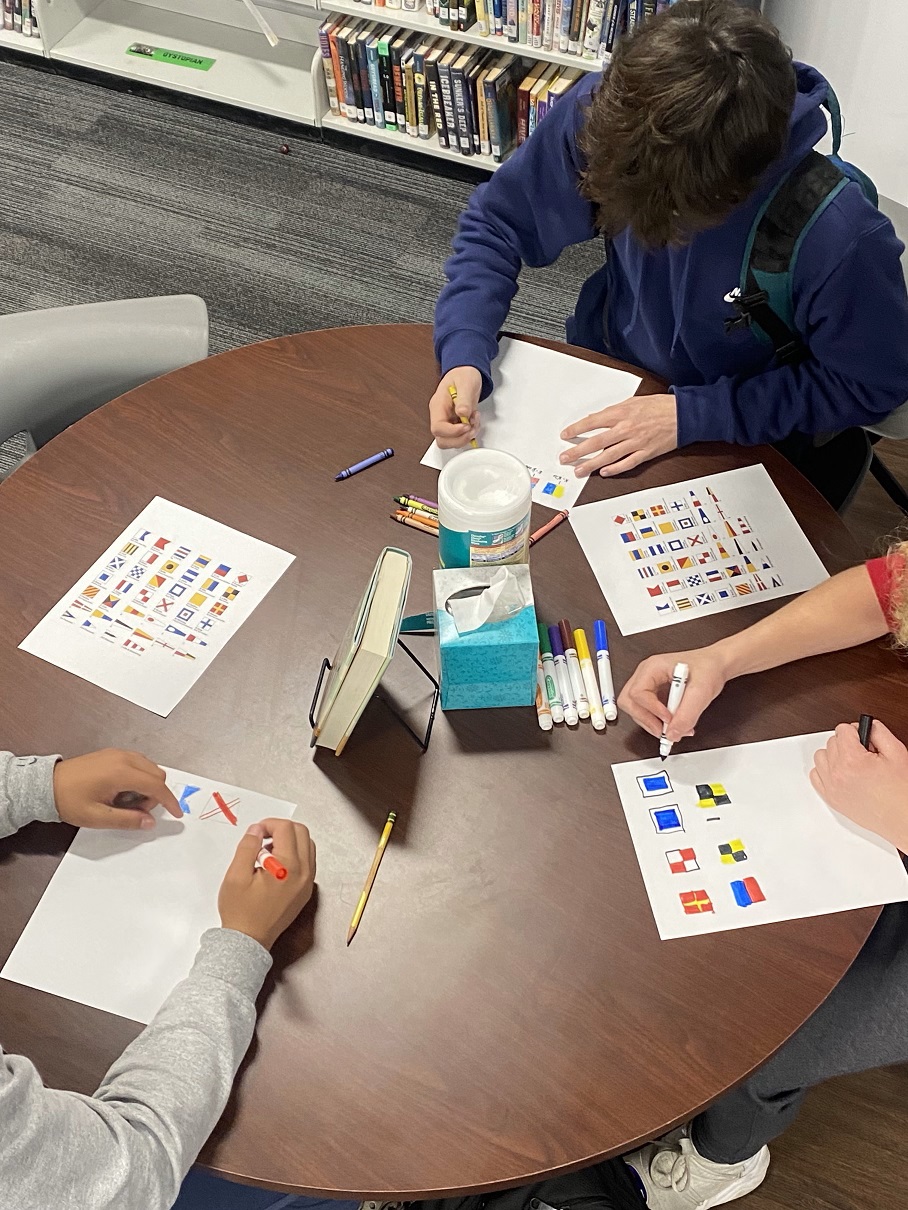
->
xmin=446 ymin=567 xmax=531 ymax=635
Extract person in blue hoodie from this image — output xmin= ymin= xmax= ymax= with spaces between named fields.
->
xmin=430 ymin=0 xmax=908 ymax=508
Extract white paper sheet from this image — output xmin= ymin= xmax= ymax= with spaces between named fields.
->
xmin=612 ymin=734 xmax=908 ymax=940
xmin=569 ymin=464 xmax=828 ymax=635
xmin=421 ymin=338 xmax=642 ymax=511
xmin=1 ymin=769 xmax=296 ymax=1023
xmin=19 ymin=498 xmax=295 ymax=715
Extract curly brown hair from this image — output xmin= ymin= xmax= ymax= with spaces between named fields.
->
xmin=579 ymin=0 xmax=797 ymax=249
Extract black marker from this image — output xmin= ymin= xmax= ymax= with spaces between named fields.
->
xmin=858 ymin=714 xmax=874 ymax=750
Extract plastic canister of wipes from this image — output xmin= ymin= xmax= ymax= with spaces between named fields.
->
xmin=437 ymin=449 xmax=532 ymax=568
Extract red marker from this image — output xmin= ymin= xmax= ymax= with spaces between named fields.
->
xmin=213 ymin=791 xmax=238 ymax=826
xmin=255 ymin=837 xmax=288 ymax=881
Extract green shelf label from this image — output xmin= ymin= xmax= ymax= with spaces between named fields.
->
xmin=127 ymin=42 xmax=215 ymax=71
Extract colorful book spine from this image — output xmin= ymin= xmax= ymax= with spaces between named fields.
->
xmin=568 ymin=0 xmax=589 ymax=54
xmin=357 ymin=30 xmax=375 ymax=124
xmin=377 ymin=31 xmax=397 ymax=128
xmin=492 ymin=0 xmax=503 ymax=35
xmin=391 ymin=38 xmax=409 ymax=129
xmin=458 ymin=0 xmax=476 ymax=34
xmin=542 ymin=0 xmax=556 ymax=49
xmin=3 ymin=0 xmax=13 ymax=31
xmin=475 ymin=0 xmax=489 ymax=35
xmin=517 ymin=0 xmax=528 ymax=44
xmin=404 ymin=49 xmax=418 ymax=136
xmin=318 ymin=21 xmax=341 ymax=117
xmin=530 ymin=0 xmax=542 ymax=47
xmin=558 ymin=0 xmax=572 ymax=52
xmin=426 ymin=51 xmax=448 ymax=146
xmin=20 ymin=0 xmax=30 ymax=35
xmin=13 ymin=0 xmax=22 ymax=33
xmin=439 ymin=0 xmax=450 ymax=26
xmin=505 ymin=0 xmax=518 ymax=42
xmin=366 ymin=34 xmax=385 ymax=127
xmin=335 ymin=29 xmax=356 ymax=122
xmin=414 ymin=47 xmax=433 ymax=139
xmin=451 ymin=58 xmax=473 ymax=155
xmin=349 ymin=29 xmax=366 ymax=122
xmin=438 ymin=54 xmax=458 ymax=145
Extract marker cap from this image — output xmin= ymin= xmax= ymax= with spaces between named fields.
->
xmin=593 ymin=619 xmax=608 ymax=652
xmin=548 ymin=624 xmax=566 ymax=657
xmin=558 ymin=618 xmax=573 ymax=650
xmin=573 ymin=628 xmax=591 ymax=662
xmin=538 ymin=623 xmax=553 ymax=656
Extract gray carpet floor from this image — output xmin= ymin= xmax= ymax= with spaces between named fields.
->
xmin=0 ymin=52 xmax=603 ymax=472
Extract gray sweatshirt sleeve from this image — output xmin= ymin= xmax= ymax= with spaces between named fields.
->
xmin=0 ymin=753 xmax=274 ymax=1210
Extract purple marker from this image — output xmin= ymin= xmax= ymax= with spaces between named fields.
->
xmin=334 ymin=447 xmax=394 ymax=481
xmin=548 ymin=624 xmax=579 ymax=726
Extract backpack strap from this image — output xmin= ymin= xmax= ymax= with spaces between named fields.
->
xmin=725 ymin=150 xmax=849 ymax=366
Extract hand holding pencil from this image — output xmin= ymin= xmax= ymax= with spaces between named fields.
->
xmin=428 ymin=367 xmax=482 ymax=450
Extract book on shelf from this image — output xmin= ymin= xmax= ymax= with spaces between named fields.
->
xmin=391 ymin=30 xmax=411 ymax=130
xmin=319 ymin=20 xmax=342 ymax=117
xmin=366 ymin=28 xmax=386 ymax=128
xmin=425 ymin=40 xmax=448 ymax=145
xmin=377 ymin=27 xmax=397 ymax=128
xmin=403 ymin=44 xmax=419 ymax=135
xmin=311 ymin=547 xmax=412 ymax=756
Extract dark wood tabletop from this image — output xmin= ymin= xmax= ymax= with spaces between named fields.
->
xmin=0 ymin=324 xmax=898 ymax=1198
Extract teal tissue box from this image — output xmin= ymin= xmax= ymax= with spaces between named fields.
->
xmin=433 ymin=566 xmax=538 ymax=710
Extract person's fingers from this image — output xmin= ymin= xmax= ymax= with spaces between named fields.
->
xmin=452 ymin=399 xmax=476 ymax=423
xmin=257 ymin=818 xmax=301 ymax=866
xmin=561 ymin=404 xmax=629 ymax=441
xmin=571 ymin=442 xmax=638 ymax=477
xmin=809 ymin=766 xmax=825 ymax=798
xmin=867 ymin=719 xmax=905 ymax=759
xmin=665 ymin=688 xmax=715 ymax=742
xmin=813 ymin=747 xmax=829 ymax=781
xmin=433 ymin=422 xmax=479 ymax=446
xmin=114 ymin=769 xmax=182 ymax=819
xmin=598 ymin=450 xmax=649 ymax=477
xmin=245 ymin=821 xmax=269 ymax=842
xmin=559 ymin=426 xmax=624 ymax=465
xmin=309 ymin=837 xmax=317 ymax=879
xmin=90 ymin=802 xmax=158 ymax=830
xmin=227 ymin=828 xmax=266 ymax=879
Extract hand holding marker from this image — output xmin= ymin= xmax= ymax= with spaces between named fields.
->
xmin=660 ymin=662 xmax=690 ymax=758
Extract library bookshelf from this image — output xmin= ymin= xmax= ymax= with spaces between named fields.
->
xmin=9 ymin=0 xmax=606 ymax=169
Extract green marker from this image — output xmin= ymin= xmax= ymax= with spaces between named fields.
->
xmin=538 ymin=624 xmax=564 ymax=723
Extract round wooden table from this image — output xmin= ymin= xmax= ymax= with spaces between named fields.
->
xmin=0 ymin=325 xmax=899 ymax=1198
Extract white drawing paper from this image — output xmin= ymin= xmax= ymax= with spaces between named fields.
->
xmin=19 ymin=498 xmax=295 ymax=715
xmin=1 ymin=769 xmax=297 ymax=1023
xmin=421 ymin=337 xmax=642 ymax=511
xmin=612 ymin=734 xmax=908 ymax=940
xmin=569 ymin=464 xmax=828 ymax=634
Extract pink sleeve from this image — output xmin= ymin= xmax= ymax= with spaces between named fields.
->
xmin=865 ymin=554 xmax=905 ymax=631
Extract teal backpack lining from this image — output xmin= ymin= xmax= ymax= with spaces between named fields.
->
xmin=725 ymin=86 xmax=880 ymax=365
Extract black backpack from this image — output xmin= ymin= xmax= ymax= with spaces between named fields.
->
xmin=411 ymin=1154 xmax=647 ymax=1210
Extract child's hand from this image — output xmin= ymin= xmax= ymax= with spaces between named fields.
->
xmin=811 ymin=721 xmax=908 ymax=851
xmin=428 ymin=367 xmax=482 ymax=448
xmin=53 ymin=749 xmax=182 ymax=830
xmin=560 ymin=393 xmax=678 ymax=476
xmin=219 ymin=820 xmax=316 ymax=950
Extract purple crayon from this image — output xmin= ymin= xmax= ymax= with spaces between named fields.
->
xmin=547 ymin=624 xmax=579 ymax=726
xmin=335 ymin=448 xmax=394 ymax=481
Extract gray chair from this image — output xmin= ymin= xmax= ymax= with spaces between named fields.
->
xmin=0 ymin=295 xmax=209 ymax=470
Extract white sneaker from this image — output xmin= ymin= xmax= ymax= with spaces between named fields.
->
xmin=624 ymin=1132 xmax=769 ymax=1209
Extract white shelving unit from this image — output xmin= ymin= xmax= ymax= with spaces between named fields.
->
xmin=0 ymin=24 xmax=44 ymax=54
xmin=320 ymin=0 xmax=603 ymax=74
xmin=0 ymin=0 xmax=599 ymax=169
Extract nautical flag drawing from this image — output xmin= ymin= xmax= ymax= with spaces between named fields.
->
xmin=181 ymin=568 xmax=200 ymax=584
xmin=744 ymin=557 xmax=757 ymax=574
xmin=658 ymin=521 xmax=677 ymax=535
xmin=760 ymin=556 xmax=774 ymax=570
xmin=731 ymin=877 xmax=765 ymax=907
xmin=100 ymin=593 xmax=121 ymax=610
xmin=153 ymin=597 xmax=176 ymax=616
xmin=695 ymin=592 xmax=714 ymax=607
xmin=677 ymin=556 xmax=694 ymax=569
xmin=613 ymin=514 xmax=628 ymax=525
xmin=629 ymin=548 xmax=646 ymax=561
xmin=664 ymin=577 xmax=684 ymax=592
xmin=62 ymin=610 xmax=78 ymax=624
xmin=666 ymin=847 xmax=699 ymax=874
xmin=111 ymin=580 xmax=133 ymax=595
xmin=165 ymin=624 xmax=187 ymax=639
xmin=646 ymin=585 xmax=664 ymax=597
xmin=177 ymin=785 xmax=200 ymax=815
xmin=668 ymin=499 xmax=687 ymax=512
xmin=676 ymin=597 xmax=694 ymax=610
xmin=697 ymin=783 xmax=731 ymax=808
xmin=200 ymin=577 xmax=219 ymax=595
xmin=124 ymin=604 xmax=144 ymax=619
xmin=697 ymin=550 xmax=716 ymax=565
xmin=160 ymin=559 xmax=180 ymax=576
xmin=94 ymin=570 xmax=113 ymax=586
xmin=137 ymin=587 xmax=153 ymax=605
xmin=209 ymin=600 xmax=228 ymax=617
xmin=647 ymin=543 xmax=666 ymax=557
xmin=146 ymin=574 xmax=167 ymax=589
xmin=107 ymin=555 xmax=127 ymax=570
xmin=214 ymin=564 xmax=231 ymax=578
xmin=725 ymin=564 xmax=743 ymax=578
xmin=719 ymin=839 xmax=747 ymax=864
xmin=724 ymin=520 xmax=737 ymax=538
xmin=638 ymin=523 xmax=657 ymax=540
xmin=638 ymin=771 xmax=673 ymax=797
xmin=638 ymin=566 xmax=657 ymax=579
xmin=655 ymin=601 xmax=675 ymax=612
xmin=170 ymin=583 xmax=188 ymax=597
xmin=686 ymin=573 xmax=703 ymax=588
xmin=174 ymin=545 xmax=192 ymax=561
xmin=737 ymin=516 xmax=752 ymax=534
xmin=656 ymin=559 xmax=675 ymax=575
xmin=194 ymin=616 xmax=216 ymax=633
xmin=753 ymin=575 xmax=768 ymax=592
xmin=142 ymin=550 xmax=159 ymax=566
xmin=650 ymin=504 xmax=667 ymax=517
xmin=133 ymin=530 xmax=151 ymax=544
xmin=651 ymin=806 xmax=683 ymax=834
xmin=128 ymin=564 xmax=147 ymax=581
xmin=189 ymin=592 xmax=207 ymax=608
xmin=696 ymin=508 xmax=711 ymax=525
xmin=677 ymin=516 xmax=695 ymax=529
xmin=620 ymin=531 xmax=637 ymax=544
xmin=771 ymin=575 xmax=783 ymax=588
xmin=689 ymin=491 xmax=702 ymax=507
xmin=716 ymin=586 xmax=734 ymax=601
xmin=680 ymin=889 xmax=713 ymax=915
xmin=153 ymin=537 xmax=170 ymax=551
xmin=192 ymin=555 xmax=212 ymax=571
xmin=232 ymin=573 xmax=250 ymax=587
xmin=176 ymin=607 xmax=196 ymax=624
xmin=715 ymin=541 xmax=731 ymax=559
xmin=631 ymin=508 xmax=648 ymax=522
xmin=686 ymin=533 xmax=703 ymax=547
xmin=735 ymin=582 xmax=753 ymax=596
xmin=122 ymin=542 xmax=140 ymax=557
xmin=80 ymin=584 xmax=100 ymax=600
xmin=667 ymin=539 xmax=685 ymax=552
xmin=183 ymin=633 xmax=207 ymax=646
xmin=71 ymin=598 xmax=93 ymax=612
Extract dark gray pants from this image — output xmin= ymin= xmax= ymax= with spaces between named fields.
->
xmin=692 ymin=902 xmax=908 ymax=1164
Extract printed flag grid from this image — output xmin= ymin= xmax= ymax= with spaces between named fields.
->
xmin=60 ymin=532 xmax=249 ymax=663
xmin=610 ymin=486 xmax=783 ymax=617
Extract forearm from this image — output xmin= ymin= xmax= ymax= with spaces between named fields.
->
xmin=0 ymin=928 xmax=270 ymax=1210
xmin=711 ymin=565 xmax=888 ymax=680
xmin=0 ymin=753 xmax=61 ymax=839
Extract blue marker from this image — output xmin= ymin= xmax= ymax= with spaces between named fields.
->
xmin=593 ymin=619 xmax=618 ymax=722
xmin=334 ymin=447 xmax=394 ymax=481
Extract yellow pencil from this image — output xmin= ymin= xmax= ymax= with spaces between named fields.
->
xmin=449 ymin=383 xmax=478 ymax=449
xmin=347 ymin=811 xmax=397 ymax=945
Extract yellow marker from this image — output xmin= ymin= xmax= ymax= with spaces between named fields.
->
xmin=347 ymin=811 xmax=397 ymax=945
xmin=449 ymin=382 xmax=478 ymax=449
xmin=574 ymin=628 xmax=606 ymax=731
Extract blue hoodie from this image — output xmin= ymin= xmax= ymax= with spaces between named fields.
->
xmin=434 ymin=64 xmax=908 ymax=446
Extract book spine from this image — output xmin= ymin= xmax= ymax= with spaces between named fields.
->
xmin=402 ymin=0 xmax=418 ymax=10
xmin=517 ymin=78 xmax=531 ymax=145
xmin=439 ymin=0 xmax=450 ymax=26
xmin=478 ymin=76 xmax=491 ymax=156
xmin=350 ymin=35 xmax=366 ymax=122
xmin=462 ymin=0 xmax=476 ymax=30
xmin=438 ymin=58 xmax=458 ymax=145
xmin=582 ymin=0 xmax=606 ymax=58
xmin=391 ymin=42 xmax=407 ymax=129
xmin=469 ymin=69 xmax=482 ymax=152
xmin=528 ymin=87 xmax=538 ymax=139
xmin=404 ymin=53 xmax=418 ymax=137
xmin=13 ymin=0 xmax=21 ymax=33
xmin=427 ymin=57 xmax=448 ymax=147
xmin=549 ymin=0 xmax=563 ymax=50
xmin=357 ymin=36 xmax=374 ymax=124
xmin=319 ymin=23 xmax=342 ymax=116
xmin=505 ymin=0 xmax=517 ymax=40
xmin=568 ymin=0 xmax=588 ymax=54
xmin=484 ymin=74 xmax=502 ymax=161
xmin=559 ymin=0 xmax=573 ymax=52
xmin=517 ymin=0 xmax=527 ymax=43
xmin=386 ymin=0 xmax=402 ymax=11
xmin=475 ymin=0 xmax=489 ymax=34
xmin=336 ymin=34 xmax=355 ymax=122
xmin=605 ymin=0 xmax=623 ymax=50
xmin=492 ymin=0 xmax=503 ymax=35
xmin=378 ymin=41 xmax=396 ymax=128
xmin=451 ymin=64 xmax=473 ymax=156
xmin=530 ymin=0 xmax=542 ymax=47
xmin=3 ymin=0 xmax=13 ymax=31
xmin=20 ymin=0 xmax=29 ymax=35
xmin=367 ymin=39 xmax=385 ymax=127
